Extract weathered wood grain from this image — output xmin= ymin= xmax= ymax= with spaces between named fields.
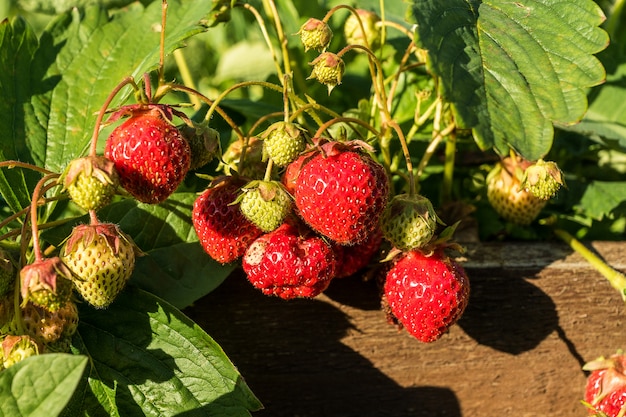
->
xmin=184 ymin=241 xmax=625 ymax=417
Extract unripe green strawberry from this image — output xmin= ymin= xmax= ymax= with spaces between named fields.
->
xmin=20 ymin=257 xmax=73 ymax=312
xmin=261 ymin=122 xmax=307 ymax=167
xmin=486 ymin=157 xmax=547 ymax=226
xmin=20 ymin=300 xmax=78 ymax=352
xmin=221 ymin=137 xmax=266 ymax=178
xmin=380 ymin=194 xmax=440 ymax=251
xmin=298 ymin=18 xmax=333 ymax=52
xmin=61 ymin=156 xmax=119 ymax=212
xmin=308 ymin=52 xmax=345 ymax=94
xmin=179 ymin=123 xmax=221 ymax=170
xmin=520 ymin=159 xmax=564 ymax=200
xmin=344 ymin=9 xmax=382 ymax=50
xmin=0 ymin=249 xmax=15 ymax=297
xmin=61 ymin=223 xmax=138 ymax=308
xmin=1 ymin=335 xmax=39 ymax=369
xmin=239 ymin=180 xmax=292 ymax=232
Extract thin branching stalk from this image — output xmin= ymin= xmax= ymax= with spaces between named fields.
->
xmin=554 ymin=228 xmax=626 ymax=302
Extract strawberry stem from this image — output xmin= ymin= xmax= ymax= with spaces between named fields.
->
xmin=29 ymin=174 xmax=60 ymax=262
xmin=172 ymin=49 xmax=202 ymax=110
xmin=169 ymin=83 xmax=245 ymax=141
xmin=89 ymin=76 xmax=140 ymax=157
xmin=157 ymin=0 xmax=168 ymax=88
xmin=261 ymin=0 xmax=292 ymax=78
xmin=312 ymin=116 xmax=382 ymax=140
xmin=441 ymin=130 xmax=457 ymax=205
xmin=89 ymin=210 xmax=100 ymax=225
xmin=0 ymin=160 xmax=55 ymax=175
xmin=239 ymin=2 xmax=285 ymax=82
xmin=554 ymin=228 xmax=626 ymax=302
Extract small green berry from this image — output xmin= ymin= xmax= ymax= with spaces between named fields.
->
xmin=261 ymin=122 xmax=307 ymax=167
xmin=307 ymin=52 xmax=345 ymax=94
xmin=239 ymin=180 xmax=292 ymax=232
xmin=298 ymin=18 xmax=333 ymax=52
xmin=344 ymin=9 xmax=381 ymax=50
xmin=380 ymin=194 xmax=440 ymax=251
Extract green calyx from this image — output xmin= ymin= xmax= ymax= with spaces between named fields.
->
xmin=239 ymin=180 xmax=292 ymax=232
xmin=380 ymin=194 xmax=440 ymax=251
xmin=61 ymin=156 xmax=119 ymax=211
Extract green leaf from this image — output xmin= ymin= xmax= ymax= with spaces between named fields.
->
xmin=567 ymin=16 xmax=626 ymax=149
xmin=15 ymin=0 xmax=139 ymax=14
xmin=131 ymin=242 xmax=236 ymax=309
xmin=0 ymin=0 xmax=220 ymax=180
xmin=97 ymin=193 xmax=199 ymax=251
xmin=408 ymin=0 xmax=609 ymax=160
xmin=40 ymin=193 xmax=235 ymax=308
xmin=0 ymin=17 xmax=44 ymax=213
xmin=65 ymin=286 xmax=262 ymax=416
xmin=577 ymin=180 xmax=626 ymax=220
xmin=0 ymin=354 xmax=88 ymax=417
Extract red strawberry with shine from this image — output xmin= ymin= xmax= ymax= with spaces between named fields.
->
xmin=583 ymin=352 xmax=626 ymax=416
xmin=384 ymin=249 xmax=470 ymax=343
xmin=105 ymin=106 xmax=190 ymax=204
xmin=294 ymin=140 xmax=389 ymax=244
xmin=242 ymin=221 xmax=336 ymax=299
xmin=192 ymin=176 xmax=263 ymax=264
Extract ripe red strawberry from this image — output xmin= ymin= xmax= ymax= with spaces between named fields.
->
xmin=242 ymin=221 xmax=337 ymax=299
xmin=105 ymin=105 xmax=191 ymax=204
xmin=294 ymin=140 xmax=389 ymax=245
xmin=332 ymin=228 xmax=383 ymax=278
xmin=192 ymin=176 xmax=263 ymax=264
xmin=583 ymin=352 xmax=626 ymax=416
xmin=383 ymin=249 xmax=470 ymax=343
xmin=282 ymin=152 xmax=310 ymax=196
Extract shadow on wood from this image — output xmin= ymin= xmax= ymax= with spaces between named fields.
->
xmin=185 ymin=241 xmax=625 ymax=416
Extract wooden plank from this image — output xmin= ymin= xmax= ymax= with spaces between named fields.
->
xmin=184 ymin=241 xmax=626 ymax=417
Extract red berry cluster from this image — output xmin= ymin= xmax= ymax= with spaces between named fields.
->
xmin=193 ymin=139 xmax=389 ymax=300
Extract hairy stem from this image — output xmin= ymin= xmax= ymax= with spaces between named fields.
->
xmin=554 ymin=228 xmax=626 ymax=302
xmin=90 ymin=76 xmax=139 ymax=156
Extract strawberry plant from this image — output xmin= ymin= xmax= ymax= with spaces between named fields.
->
xmin=1 ymin=0 xmax=625 ymax=415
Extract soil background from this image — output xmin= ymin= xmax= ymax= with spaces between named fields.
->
xmin=185 ymin=241 xmax=625 ymax=417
